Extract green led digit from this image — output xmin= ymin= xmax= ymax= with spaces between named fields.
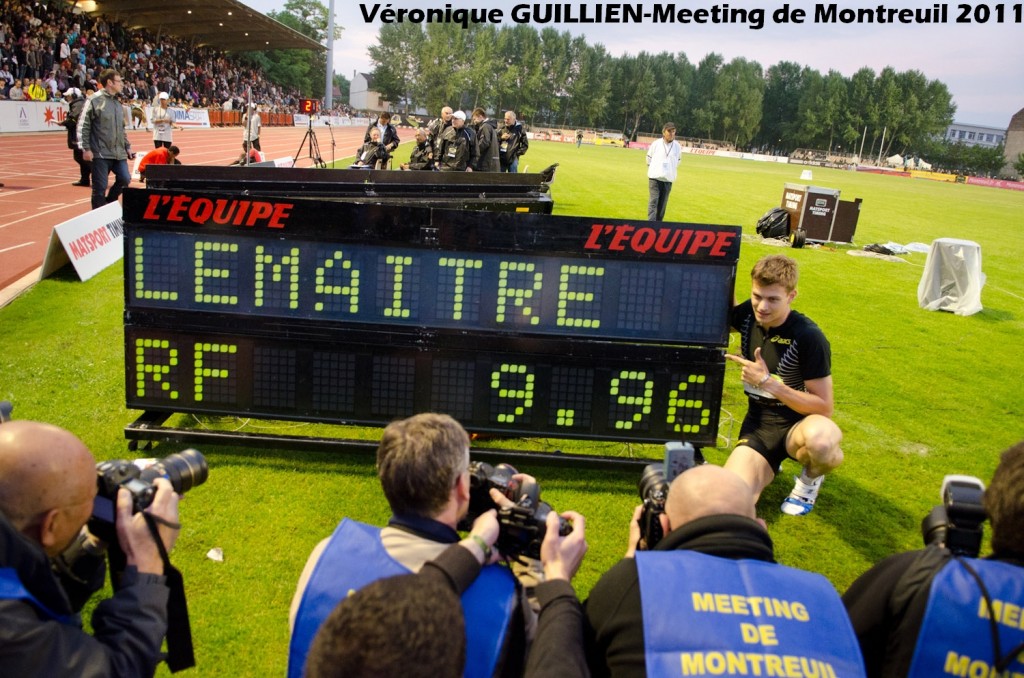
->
xmin=194 ymin=241 xmax=239 ymax=305
xmin=134 ymin=337 xmax=179 ymax=399
xmin=134 ymin=236 xmax=178 ymax=301
xmin=314 ymin=250 xmax=359 ymax=314
xmin=491 ymin=363 xmax=535 ymax=423
xmin=383 ymin=254 xmax=412 ymax=318
xmin=496 ymin=261 xmax=542 ymax=325
xmin=557 ymin=264 xmax=603 ymax=328
xmin=610 ymin=370 xmax=654 ymax=430
xmin=438 ymin=257 xmax=482 ymax=320
xmin=193 ymin=342 xmax=235 ymax=402
xmin=255 ymin=246 xmax=300 ymax=309
xmin=666 ymin=374 xmax=711 ymax=434
xmin=556 ymin=408 xmax=575 ymax=427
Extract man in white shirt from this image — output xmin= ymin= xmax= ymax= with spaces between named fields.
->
xmin=645 ymin=122 xmax=682 ymax=221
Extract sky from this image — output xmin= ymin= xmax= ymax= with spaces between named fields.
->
xmin=240 ymin=0 xmax=1022 ymax=129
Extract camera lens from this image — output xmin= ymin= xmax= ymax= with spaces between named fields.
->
xmin=141 ymin=448 xmax=208 ymax=494
xmin=638 ymin=463 xmax=669 ymax=502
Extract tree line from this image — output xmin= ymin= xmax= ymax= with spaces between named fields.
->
xmin=367 ymin=22 xmax=959 ymax=162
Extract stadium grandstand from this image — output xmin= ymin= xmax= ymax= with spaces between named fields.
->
xmin=0 ymin=0 xmax=325 ymax=114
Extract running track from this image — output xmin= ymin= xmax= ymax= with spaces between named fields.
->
xmin=0 ymin=124 xmax=367 ymax=298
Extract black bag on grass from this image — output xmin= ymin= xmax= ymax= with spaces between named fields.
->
xmin=756 ymin=207 xmax=789 ymax=239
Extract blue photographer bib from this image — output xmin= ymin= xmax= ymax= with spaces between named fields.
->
xmin=907 ymin=557 xmax=1024 ymax=677
xmin=287 ymin=519 xmax=516 ymax=678
xmin=636 ymin=550 xmax=865 ymax=677
xmin=0 ymin=567 xmax=76 ymax=625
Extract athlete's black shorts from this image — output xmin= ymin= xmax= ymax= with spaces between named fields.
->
xmin=736 ymin=405 xmax=804 ymax=471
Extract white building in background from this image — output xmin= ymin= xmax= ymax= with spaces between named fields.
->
xmin=943 ymin=122 xmax=1006 ymax=148
xmin=349 ymin=72 xmax=391 ymax=113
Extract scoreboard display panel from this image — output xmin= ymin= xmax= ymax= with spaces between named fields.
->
xmin=122 ymin=189 xmax=740 ymax=444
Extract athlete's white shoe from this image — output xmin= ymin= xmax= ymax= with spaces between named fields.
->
xmin=781 ymin=474 xmax=823 ymax=516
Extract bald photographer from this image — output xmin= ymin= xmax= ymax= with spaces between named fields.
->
xmin=0 ymin=420 xmax=181 ymax=676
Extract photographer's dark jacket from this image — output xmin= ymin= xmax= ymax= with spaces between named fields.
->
xmin=497 ymin=121 xmax=529 ymax=169
xmin=472 ymin=119 xmax=500 ymax=172
xmin=583 ymin=514 xmax=775 ymax=678
xmin=406 ymin=140 xmax=434 ymax=170
xmin=843 ymin=545 xmax=1024 ymax=678
xmin=364 ymin=122 xmax=400 ymax=153
xmin=62 ymin=96 xmax=85 ymax=149
xmin=0 ymin=512 xmax=170 ymax=677
xmin=437 ymin=125 xmax=478 ymax=172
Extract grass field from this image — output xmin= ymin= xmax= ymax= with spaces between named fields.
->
xmin=1 ymin=140 xmax=1021 ymax=676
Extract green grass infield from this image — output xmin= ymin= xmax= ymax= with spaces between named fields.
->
xmin=1 ymin=140 xmax=1021 ymax=676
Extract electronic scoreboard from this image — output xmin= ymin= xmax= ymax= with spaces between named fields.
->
xmin=298 ymin=98 xmax=319 ymax=114
xmin=122 ymin=188 xmax=740 ymax=445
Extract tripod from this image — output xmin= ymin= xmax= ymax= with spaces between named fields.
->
xmin=293 ymin=119 xmax=326 ymax=168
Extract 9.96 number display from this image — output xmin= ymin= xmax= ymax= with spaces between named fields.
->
xmin=122 ymin=189 xmax=740 ymax=444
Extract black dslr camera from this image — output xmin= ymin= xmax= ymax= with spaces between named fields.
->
xmin=89 ymin=449 xmax=208 ymax=542
xmin=459 ymin=461 xmax=571 ymax=560
xmin=921 ymin=474 xmax=986 ymax=557
xmin=638 ymin=442 xmax=699 ymax=550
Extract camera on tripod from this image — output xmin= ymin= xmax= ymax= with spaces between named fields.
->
xmin=458 ymin=461 xmax=571 ymax=560
xmin=921 ymin=474 xmax=986 ymax=557
xmin=638 ymin=442 xmax=700 ymax=550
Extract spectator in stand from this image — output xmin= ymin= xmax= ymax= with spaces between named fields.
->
xmin=7 ymin=78 xmax=24 ymax=101
xmin=25 ymin=76 xmax=46 ymax=100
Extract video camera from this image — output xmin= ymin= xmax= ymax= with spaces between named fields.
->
xmin=921 ymin=474 xmax=986 ymax=557
xmin=458 ymin=461 xmax=571 ymax=560
xmin=638 ymin=442 xmax=700 ymax=550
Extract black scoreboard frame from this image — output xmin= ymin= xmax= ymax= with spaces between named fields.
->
xmin=122 ymin=186 xmax=740 ymax=464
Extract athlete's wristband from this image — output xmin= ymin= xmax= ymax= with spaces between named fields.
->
xmin=757 ymin=372 xmax=772 ymax=387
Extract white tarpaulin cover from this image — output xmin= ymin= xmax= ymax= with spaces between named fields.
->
xmin=917 ymin=238 xmax=985 ymax=316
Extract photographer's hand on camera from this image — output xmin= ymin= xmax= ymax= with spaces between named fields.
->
xmin=459 ymin=509 xmax=501 ymax=565
xmin=625 ymin=505 xmax=644 ymax=557
xmin=116 ymin=478 xmax=180 ymax=575
xmin=540 ymin=511 xmax=586 ymax=582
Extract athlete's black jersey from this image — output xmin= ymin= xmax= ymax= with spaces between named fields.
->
xmin=730 ymin=300 xmax=831 ymax=413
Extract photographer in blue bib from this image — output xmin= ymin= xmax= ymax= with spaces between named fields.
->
xmin=289 ymin=413 xmax=582 ymax=678
xmin=583 ymin=464 xmax=865 ymax=677
xmin=843 ymin=440 xmax=1024 ymax=677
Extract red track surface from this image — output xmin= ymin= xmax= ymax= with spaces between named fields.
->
xmin=0 ymin=125 xmax=365 ymax=295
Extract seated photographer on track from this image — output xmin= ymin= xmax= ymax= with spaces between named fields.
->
xmin=843 ymin=440 xmax=1024 ymax=678
xmin=289 ymin=413 xmax=554 ymax=678
xmin=304 ymin=507 xmax=589 ymax=678
xmin=584 ymin=464 xmax=864 ymax=678
xmin=350 ymin=126 xmax=389 ymax=169
xmin=0 ymin=421 xmax=181 ymax=677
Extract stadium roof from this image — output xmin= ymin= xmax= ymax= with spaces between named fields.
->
xmin=78 ymin=0 xmax=325 ymax=52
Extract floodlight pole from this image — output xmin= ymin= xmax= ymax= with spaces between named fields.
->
xmin=324 ymin=0 xmax=335 ymax=111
